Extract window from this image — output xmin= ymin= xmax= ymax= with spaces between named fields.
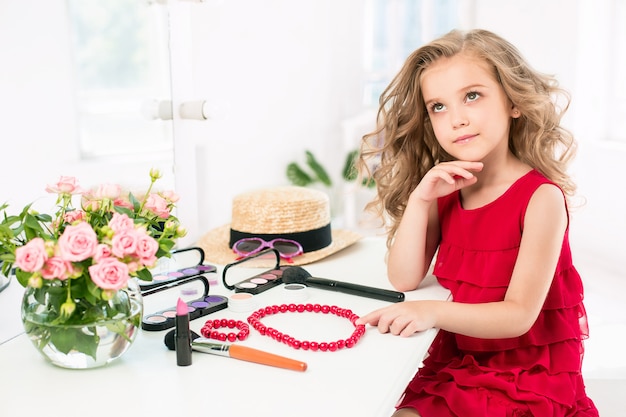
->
xmin=66 ymin=0 xmax=173 ymax=158
xmin=362 ymin=0 xmax=462 ymax=107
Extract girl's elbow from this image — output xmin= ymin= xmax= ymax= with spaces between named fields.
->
xmin=387 ymin=270 xmax=424 ymax=292
xmin=392 ymin=282 xmax=419 ymax=292
xmin=505 ymin=314 xmax=538 ymax=338
xmin=388 ymin=274 xmax=424 ymax=292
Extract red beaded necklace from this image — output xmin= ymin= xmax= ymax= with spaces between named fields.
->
xmin=201 ymin=303 xmax=366 ymax=352
xmin=246 ymin=303 xmax=366 ymax=352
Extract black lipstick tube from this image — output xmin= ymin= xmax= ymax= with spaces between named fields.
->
xmin=175 ymin=298 xmax=192 ymax=366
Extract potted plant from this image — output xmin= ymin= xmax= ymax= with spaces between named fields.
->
xmin=0 ymin=169 xmax=186 ymax=368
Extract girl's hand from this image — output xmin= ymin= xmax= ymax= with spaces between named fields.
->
xmin=412 ymin=161 xmax=483 ymax=203
xmin=356 ymin=301 xmax=438 ymax=337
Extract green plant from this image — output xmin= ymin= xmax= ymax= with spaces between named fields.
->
xmin=286 ymin=149 xmax=375 ymax=188
xmin=286 ymin=150 xmax=332 ymax=187
xmin=342 ymin=149 xmax=376 ymax=188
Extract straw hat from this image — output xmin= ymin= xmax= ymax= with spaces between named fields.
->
xmin=197 ymin=186 xmax=362 ymax=267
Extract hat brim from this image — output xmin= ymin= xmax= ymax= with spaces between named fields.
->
xmin=197 ymin=224 xmax=362 ymax=268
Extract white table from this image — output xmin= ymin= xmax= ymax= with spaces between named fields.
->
xmin=0 ymin=237 xmax=449 ymax=417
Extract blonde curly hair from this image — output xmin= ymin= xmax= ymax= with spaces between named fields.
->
xmin=358 ymin=29 xmax=577 ymax=248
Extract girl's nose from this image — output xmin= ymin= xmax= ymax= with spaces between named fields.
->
xmin=450 ymin=106 xmax=469 ymax=129
xmin=452 ymin=114 xmax=469 ymax=129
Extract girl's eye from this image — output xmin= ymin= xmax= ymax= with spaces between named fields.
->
xmin=466 ymin=91 xmax=480 ymax=102
xmin=431 ymin=103 xmax=445 ymax=113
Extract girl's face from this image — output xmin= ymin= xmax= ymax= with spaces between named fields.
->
xmin=420 ymin=53 xmax=519 ymax=163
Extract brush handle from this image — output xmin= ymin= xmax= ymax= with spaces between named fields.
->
xmin=229 ymin=345 xmax=307 ymax=372
xmin=306 ymin=277 xmax=405 ymax=303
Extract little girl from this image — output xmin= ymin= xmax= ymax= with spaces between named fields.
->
xmin=357 ymin=29 xmax=598 ymax=416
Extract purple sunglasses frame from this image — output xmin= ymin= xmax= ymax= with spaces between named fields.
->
xmin=232 ymin=237 xmax=303 ymax=260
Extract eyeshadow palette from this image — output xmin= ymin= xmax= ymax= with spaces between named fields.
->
xmin=142 ymin=294 xmax=228 ymax=331
xmin=232 ymin=266 xmax=288 ymax=295
xmin=139 ymin=263 xmax=217 ymax=292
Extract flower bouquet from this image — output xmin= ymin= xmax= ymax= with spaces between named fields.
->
xmin=0 ymin=169 xmax=186 ymax=368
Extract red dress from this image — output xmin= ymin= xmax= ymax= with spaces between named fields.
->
xmin=397 ymin=170 xmax=598 ymax=416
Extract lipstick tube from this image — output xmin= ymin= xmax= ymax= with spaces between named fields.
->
xmin=175 ymin=298 xmax=192 ymax=366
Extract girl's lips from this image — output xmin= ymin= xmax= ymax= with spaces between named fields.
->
xmin=454 ymin=134 xmax=477 ymax=143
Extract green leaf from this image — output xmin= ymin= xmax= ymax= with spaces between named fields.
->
xmin=305 ymin=150 xmax=332 ymax=186
xmin=286 ymin=162 xmax=314 ymax=186
xmin=342 ymin=150 xmax=359 ymax=181
xmin=135 ymin=268 xmax=152 ymax=282
xmin=158 ymin=238 xmax=176 ymax=254
xmin=129 ymin=192 xmax=141 ymax=211
xmin=50 ymin=325 xmax=99 ymax=360
xmin=15 ymin=269 xmax=32 ymax=287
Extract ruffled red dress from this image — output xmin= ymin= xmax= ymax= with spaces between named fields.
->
xmin=397 ymin=170 xmax=598 ymax=416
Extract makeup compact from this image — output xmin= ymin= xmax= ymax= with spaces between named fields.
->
xmin=142 ymin=291 xmax=229 ymax=331
xmin=139 ymin=264 xmax=216 ymax=291
xmin=141 ymin=247 xmax=227 ymax=331
xmin=139 ymin=246 xmax=216 ymax=292
xmin=282 ymin=282 xmax=309 ymax=302
xmin=227 ymin=292 xmax=258 ymax=312
xmin=232 ymin=267 xmax=287 ymax=294
xmin=222 ymin=248 xmax=287 ymax=295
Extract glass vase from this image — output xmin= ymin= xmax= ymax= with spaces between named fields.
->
xmin=21 ymin=279 xmax=143 ymax=369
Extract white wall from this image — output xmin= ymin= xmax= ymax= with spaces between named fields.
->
xmin=1 ymin=0 xmax=623 ymax=268
xmin=177 ymin=0 xmax=366 ymax=244
xmin=0 ymin=1 xmax=174 ymax=211
xmin=471 ymin=1 xmax=625 ymax=266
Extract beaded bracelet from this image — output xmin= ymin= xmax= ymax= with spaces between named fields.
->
xmin=200 ymin=318 xmax=250 ymax=342
xmin=246 ymin=303 xmax=366 ymax=352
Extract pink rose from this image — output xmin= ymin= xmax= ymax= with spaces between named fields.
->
xmin=144 ymin=194 xmax=170 ymax=218
xmin=15 ymin=238 xmax=47 ymax=272
xmin=135 ymin=233 xmax=158 ymax=267
xmin=63 ymin=209 xmax=86 ymax=224
xmin=111 ymin=230 xmax=138 ymax=259
xmin=93 ymin=244 xmax=112 ymax=263
xmin=113 ymin=196 xmax=134 ymax=210
xmin=57 ymin=222 xmax=98 ymax=262
xmin=81 ymin=197 xmax=100 ymax=211
xmin=46 ymin=176 xmax=84 ymax=195
xmin=92 ymin=183 xmax=121 ymax=200
xmin=126 ymin=260 xmax=140 ymax=274
xmin=88 ymin=258 xmax=129 ymax=290
xmin=41 ymin=256 xmax=71 ymax=280
xmin=160 ymin=190 xmax=180 ymax=203
xmin=108 ymin=213 xmax=135 ymax=233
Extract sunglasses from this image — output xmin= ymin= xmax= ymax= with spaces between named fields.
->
xmin=232 ymin=237 xmax=303 ymax=261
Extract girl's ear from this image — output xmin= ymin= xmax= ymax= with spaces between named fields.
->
xmin=510 ymin=105 xmax=521 ymax=118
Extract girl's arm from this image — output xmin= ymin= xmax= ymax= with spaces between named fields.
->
xmin=359 ymin=183 xmax=567 ymax=339
xmin=386 ymin=196 xmax=439 ymax=291
xmin=387 ymin=161 xmax=483 ymax=291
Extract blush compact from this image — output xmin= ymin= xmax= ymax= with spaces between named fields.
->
xmin=142 ymin=293 xmax=228 ymax=332
xmin=139 ymin=246 xmax=216 ymax=292
xmin=231 ymin=267 xmax=287 ymax=294
xmin=222 ymin=248 xmax=287 ymax=295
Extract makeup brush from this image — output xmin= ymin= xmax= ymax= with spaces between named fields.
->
xmin=281 ymin=266 xmax=405 ymax=303
xmin=164 ymin=330 xmax=307 ymax=372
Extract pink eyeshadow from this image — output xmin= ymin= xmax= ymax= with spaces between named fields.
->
xmin=230 ymin=293 xmax=252 ymax=300
xmin=162 ymin=310 xmax=177 ymax=318
xmin=146 ymin=315 xmax=167 ymax=323
xmin=238 ymin=282 xmax=257 ymax=289
xmin=152 ymin=275 xmax=168 ymax=281
xmin=270 ymin=269 xmax=284 ymax=277
xmin=250 ymin=278 xmax=268 ymax=284
xmin=260 ymin=273 xmax=278 ymax=280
